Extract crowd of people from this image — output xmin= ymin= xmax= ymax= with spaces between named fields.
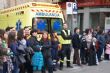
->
xmin=0 ymin=23 xmax=110 ymax=73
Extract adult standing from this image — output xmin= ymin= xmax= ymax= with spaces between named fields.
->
xmin=59 ymin=23 xmax=73 ymax=70
xmin=0 ymin=29 xmax=8 ymax=73
xmin=97 ymin=30 xmax=106 ymax=62
xmin=8 ymin=32 xmax=19 ymax=73
xmin=27 ymin=29 xmax=40 ymax=73
xmin=17 ymin=29 xmax=27 ymax=73
xmin=40 ymin=32 xmax=53 ymax=73
xmin=23 ymin=26 xmax=33 ymax=73
xmin=85 ymin=29 xmax=97 ymax=65
xmin=51 ymin=31 xmax=60 ymax=71
xmin=80 ymin=32 xmax=88 ymax=64
xmin=72 ymin=27 xmax=81 ymax=66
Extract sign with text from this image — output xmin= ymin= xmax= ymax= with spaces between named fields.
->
xmin=36 ymin=12 xmax=60 ymax=17
xmin=66 ymin=2 xmax=78 ymax=14
xmin=66 ymin=2 xmax=73 ymax=14
xmin=73 ymin=3 xmax=78 ymax=14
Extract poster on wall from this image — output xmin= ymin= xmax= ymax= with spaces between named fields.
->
xmin=66 ymin=2 xmax=78 ymax=14
xmin=72 ymin=3 xmax=78 ymax=14
xmin=66 ymin=2 xmax=73 ymax=14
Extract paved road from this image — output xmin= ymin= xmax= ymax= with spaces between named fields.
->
xmin=55 ymin=61 xmax=110 ymax=73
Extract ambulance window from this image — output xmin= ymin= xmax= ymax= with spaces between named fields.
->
xmin=32 ymin=18 xmax=48 ymax=32
xmin=51 ymin=19 xmax=62 ymax=34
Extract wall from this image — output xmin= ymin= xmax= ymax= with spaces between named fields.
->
xmin=0 ymin=0 xmax=51 ymax=9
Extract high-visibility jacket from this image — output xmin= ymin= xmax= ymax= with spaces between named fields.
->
xmin=60 ymin=29 xmax=71 ymax=44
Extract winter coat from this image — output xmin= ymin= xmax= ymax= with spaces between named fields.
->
xmin=32 ymin=51 xmax=44 ymax=71
xmin=40 ymin=39 xmax=51 ymax=59
xmin=97 ymin=34 xmax=106 ymax=49
xmin=72 ymin=33 xmax=81 ymax=49
xmin=51 ymin=38 xmax=59 ymax=50
xmin=85 ymin=34 xmax=93 ymax=49
xmin=27 ymin=36 xmax=40 ymax=52
xmin=9 ymin=42 xmax=18 ymax=56
xmin=17 ymin=39 xmax=27 ymax=64
xmin=8 ymin=42 xmax=20 ymax=66
xmin=0 ymin=40 xmax=8 ymax=70
xmin=0 ymin=40 xmax=7 ymax=56
xmin=80 ymin=35 xmax=87 ymax=50
xmin=17 ymin=39 xmax=27 ymax=54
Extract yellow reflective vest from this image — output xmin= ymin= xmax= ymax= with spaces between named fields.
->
xmin=60 ymin=29 xmax=71 ymax=44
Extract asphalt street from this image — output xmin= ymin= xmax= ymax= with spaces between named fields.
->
xmin=55 ymin=60 xmax=110 ymax=73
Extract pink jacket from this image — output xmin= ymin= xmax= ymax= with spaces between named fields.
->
xmin=105 ymin=44 xmax=110 ymax=54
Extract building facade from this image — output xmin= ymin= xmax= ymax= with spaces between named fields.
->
xmin=59 ymin=0 xmax=110 ymax=31
xmin=0 ymin=0 xmax=52 ymax=9
xmin=1 ymin=0 xmax=110 ymax=31
xmin=78 ymin=0 xmax=110 ymax=31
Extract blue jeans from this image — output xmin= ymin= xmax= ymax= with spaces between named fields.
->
xmin=3 ymin=62 xmax=7 ymax=73
xmin=12 ymin=63 xmax=19 ymax=73
xmin=97 ymin=47 xmax=103 ymax=61
xmin=42 ymin=58 xmax=53 ymax=73
xmin=0 ymin=68 xmax=3 ymax=73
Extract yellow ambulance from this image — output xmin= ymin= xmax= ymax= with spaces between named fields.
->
xmin=0 ymin=2 xmax=64 ymax=34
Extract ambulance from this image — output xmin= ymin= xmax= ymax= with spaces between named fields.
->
xmin=0 ymin=2 xmax=64 ymax=34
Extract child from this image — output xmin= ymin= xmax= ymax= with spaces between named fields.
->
xmin=32 ymin=45 xmax=44 ymax=73
xmin=105 ymin=41 xmax=110 ymax=60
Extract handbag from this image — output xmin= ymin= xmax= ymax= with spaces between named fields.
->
xmin=18 ymin=55 xmax=26 ymax=63
xmin=95 ymin=41 xmax=99 ymax=51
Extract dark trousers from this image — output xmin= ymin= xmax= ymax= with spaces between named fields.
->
xmin=12 ymin=62 xmax=19 ymax=73
xmin=73 ymin=49 xmax=80 ymax=65
xmin=97 ymin=47 xmax=103 ymax=61
xmin=59 ymin=44 xmax=71 ymax=68
xmin=104 ymin=54 xmax=109 ymax=60
xmin=24 ymin=61 xmax=33 ymax=73
xmin=3 ymin=62 xmax=7 ymax=73
xmin=104 ymin=47 xmax=109 ymax=60
xmin=19 ymin=63 xmax=25 ymax=73
xmin=80 ymin=49 xmax=88 ymax=64
xmin=0 ymin=69 xmax=2 ymax=73
xmin=51 ymin=48 xmax=58 ymax=70
xmin=88 ymin=49 xmax=96 ymax=65
xmin=42 ymin=58 xmax=53 ymax=73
